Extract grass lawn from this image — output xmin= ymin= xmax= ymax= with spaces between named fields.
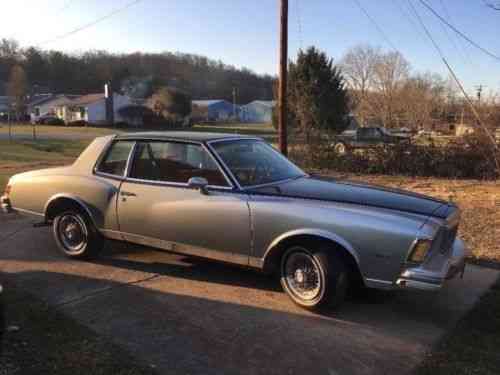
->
xmin=0 ymin=123 xmax=120 ymax=138
xmin=0 ymin=122 xmax=275 ymax=139
xmin=415 ymin=276 xmax=500 ymax=375
xmin=0 ymin=278 xmax=157 ymax=375
xmin=0 ymin=139 xmax=90 ymax=190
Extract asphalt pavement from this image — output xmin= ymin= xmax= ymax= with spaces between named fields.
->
xmin=0 ymin=213 xmax=498 ymax=375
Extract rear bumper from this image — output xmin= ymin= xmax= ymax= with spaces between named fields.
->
xmin=396 ymin=238 xmax=471 ymax=291
xmin=1 ymin=195 xmax=13 ymax=214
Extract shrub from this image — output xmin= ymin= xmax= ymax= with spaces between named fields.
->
xmin=290 ymin=135 xmax=499 ymax=180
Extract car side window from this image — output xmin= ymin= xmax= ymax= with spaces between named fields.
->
xmin=96 ymin=141 xmax=135 ymax=176
xmin=129 ymin=141 xmax=229 ymax=187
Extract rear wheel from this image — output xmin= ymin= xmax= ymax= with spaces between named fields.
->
xmin=280 ymin=245 xmax=349 ymax=309
xmin=53 ymin=210 xmax=103 ymax=259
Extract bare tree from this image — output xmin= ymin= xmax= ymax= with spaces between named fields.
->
xmin=7 ymin=65 xmax=28 ymax=120
xmin=340 ymin=45 xmax=381 ymax=125
xmin=399 ymin=73 xmax=445 ymax=130
xmin=372 ymin=51 xmax=410 ymax=128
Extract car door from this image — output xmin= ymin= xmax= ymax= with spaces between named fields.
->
xmin=117 ymin=140 xmax=252 ymax=266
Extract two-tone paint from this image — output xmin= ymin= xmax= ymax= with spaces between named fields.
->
xmin=2 ymin=132 xmax=470 ymax=291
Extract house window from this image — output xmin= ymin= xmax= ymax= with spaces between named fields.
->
xmin=35 ymin=108 xmax=40 ymax=117
xmin=80 ymin=107 xmax=87 ymax=119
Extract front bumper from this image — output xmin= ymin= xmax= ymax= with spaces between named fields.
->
xmin=1 ymin=195 xmax=13 ymax=214
xmin=396 ymin=237 xmax=471 ymax=291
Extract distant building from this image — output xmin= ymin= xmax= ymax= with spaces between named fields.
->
xmin=456 ymin=123 xmax=475 ymax=137
xmin=28 ymin=94 xmax=78 ymax=123
xmin=192 ymin=99 xmax=236 ymax=122
xmin=57 ymin=91 xmax=133 ymax=125
xmin=240 ymin=100 xmax=275 ymax=123
xmin=0 ymin=96 xmax=11 ymax=115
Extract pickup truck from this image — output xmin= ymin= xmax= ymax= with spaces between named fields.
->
xmin=332 ymin=127 xmax=411 ymax=155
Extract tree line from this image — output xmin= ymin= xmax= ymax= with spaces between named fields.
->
xmin=0 ymin=38 xmax=274 ymax=104
xmin=340 ymin=44 xmax=500 ymax=130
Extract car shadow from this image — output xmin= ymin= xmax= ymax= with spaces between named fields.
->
xmin=0 ymin=269 xmax=425 ymax=375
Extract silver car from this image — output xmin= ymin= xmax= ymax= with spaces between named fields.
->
xmin=1 ymin=132 xmax=469 ymax=309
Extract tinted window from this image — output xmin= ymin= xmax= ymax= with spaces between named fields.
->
xmin=212 ymin=139 xmax=305 ymax=187
xmin=129 ymin=141 xmax=229 ymax=187
xmin=97 ymin=141 xmax=135 ymax=176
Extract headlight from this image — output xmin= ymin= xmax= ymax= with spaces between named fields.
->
xmin=408 ymin=239 xmax=432 ymax=263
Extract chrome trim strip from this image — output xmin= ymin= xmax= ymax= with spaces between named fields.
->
xmin=205 ymin=139 xmax=244 ymax=190
xmin=263 ymin=228 xmax=361 ymax=266
xmin=121 ymin=139 xmax=234 ymax=190
xmin=123 ymin=177 xmax=234 ymax=191
xmin=100 ymin=229 xmax=124 ymax=241
xmin=118 ymin=230 xmax=260 ymax=268
xmin=206 ymin=138 xmax=307 ymax=191
xmin=124 ymin=141 xmax=138 ymax=178
xmin=365 ymin=278 xmax=393 ymax=285
xmin=11 ymin=207 xmax=45 ymax=217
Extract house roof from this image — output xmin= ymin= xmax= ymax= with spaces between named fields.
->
xmin=70 ymin=93 xmax=105 ymax=106
xmin=29 ymin=94 xmax=78 ymax=108
xmin=192 ymin=99 xmax=230 ymax=107
xmin=27 ymin=94 xmax=55 ymax=107
xmin=246 ymin=100 xmax=276 ymax=108
xmin=116 ymin=131 xmax=261 ymax=143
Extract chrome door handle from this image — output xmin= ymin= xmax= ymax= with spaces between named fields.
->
xmin=120 ymin=191 xmax=137 ymax=197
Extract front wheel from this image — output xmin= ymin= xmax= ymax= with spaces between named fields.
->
xmin=280 ymin=245 xmax=349 ymax=309
xmin=53 ymin=210 xmax=103 ymax=259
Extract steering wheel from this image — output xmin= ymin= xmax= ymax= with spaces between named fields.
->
xmin=252 ymin=159 xmax=272 ymax=184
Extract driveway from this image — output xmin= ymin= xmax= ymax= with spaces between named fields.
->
xmin=1 ymin=213 xmax=498 ymax=375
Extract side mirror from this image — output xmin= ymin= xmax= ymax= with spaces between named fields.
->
xmin=188 ymin=177 xmax=209 ymax=194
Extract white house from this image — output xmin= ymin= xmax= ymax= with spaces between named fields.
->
xmin=239 ymin=100 xmax=275 ymax=123
xmin=57 ymin=92 xmax=133 ymax=125
xmin=28 ymin=94 xmax=77 ymax=123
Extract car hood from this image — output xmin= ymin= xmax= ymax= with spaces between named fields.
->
xmin=247 ymin=175 xmax=453 ymax=219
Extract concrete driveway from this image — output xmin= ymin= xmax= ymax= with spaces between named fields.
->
xmin=1 ymin=214 xmax=498 ymax=375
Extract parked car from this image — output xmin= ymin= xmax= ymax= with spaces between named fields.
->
xmin=332 ymin=127 xmax=410 ymax=155
xmin=34 ymin=115 xmax=64 ymax=125
xmin=1 ymin=132 xmax=469 ymax=309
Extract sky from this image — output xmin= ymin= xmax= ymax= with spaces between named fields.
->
xmin=1 ymin=0 xmax=499 ymax=94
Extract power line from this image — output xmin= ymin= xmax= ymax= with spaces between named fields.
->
xmin=406 ymin=0 xmax=499 ymax=165
xmin=39 ymin=0 xmax=145 ymax=46
xmin=58 ymin=0 xmax=77 ymax=13
xmin=438 ymin=0 xmax=473 ymax=66
xmin=436 ymin=0 xmax=473 ymax=67
xmin=351 ymin=0 xmax=399 ymax=52
xmin=418 ymin=0 xmax=500 ymax=62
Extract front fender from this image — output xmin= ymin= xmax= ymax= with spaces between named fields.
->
xmin=264 ymin=228 xmax=360 ymax=265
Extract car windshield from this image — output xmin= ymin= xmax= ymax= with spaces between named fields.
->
xmin=211 ymin=139 xmax=305 ymax=187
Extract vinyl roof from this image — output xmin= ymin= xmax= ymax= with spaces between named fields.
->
xmin=116 ymin=131 xmax=261 ymax=142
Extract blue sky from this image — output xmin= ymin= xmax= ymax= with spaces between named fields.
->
xmin=1 ymin=0 xmax=499 ymax=93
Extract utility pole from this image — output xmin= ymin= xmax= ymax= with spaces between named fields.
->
xmin=278 ymin=0 xmax=288 ymax=156
xmin=232 ymin=87 xmax=237 ymax=120
xmin=475 ymin=84 xmax=487 ymax=105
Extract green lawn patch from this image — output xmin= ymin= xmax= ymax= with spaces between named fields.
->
xmin=415 ymin=275 xmax=500 ymax=375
